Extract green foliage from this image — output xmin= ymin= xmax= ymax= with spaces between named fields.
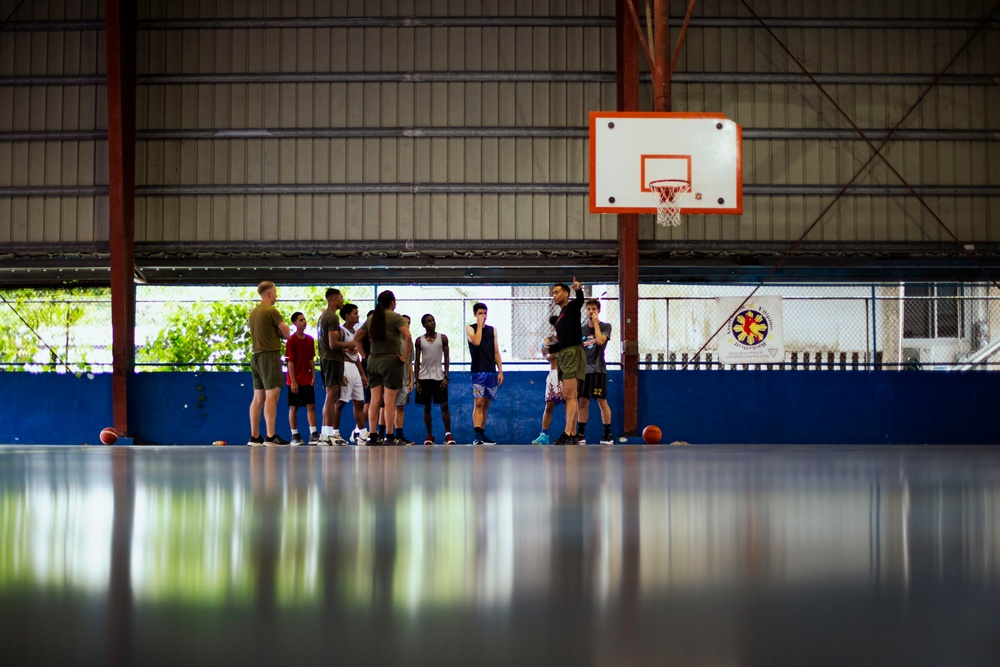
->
xmin=135 ymin=286 xmax=353 ymax=371
xmin=0 ymin=287 xmax=110 ymax=371
xmin=1 ymin=285 xmax=370 ymax=373
xmin=137 ymin=301 xmax=252 ymax=371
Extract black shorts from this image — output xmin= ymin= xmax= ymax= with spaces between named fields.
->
xmin=583 ymin=372 xmax=607 ymax=399
xmin=362 ymin=359 xmax=371 ymax=403
xmin=287 ymin=383 xmax=316 ymax=407
xmin=321 ymin=359 xmax=344 ymax=388
xmin=414 ymin=379 xmax=449 ymax=405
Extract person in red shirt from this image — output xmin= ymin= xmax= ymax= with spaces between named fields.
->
xmin=285 ymin=311 xmax=319 ymax=445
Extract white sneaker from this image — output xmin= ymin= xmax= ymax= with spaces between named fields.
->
xmin=331 ymin=433 xmax=349 ymax=446
xmin=317 ymin=434 xmax=333 ymax=446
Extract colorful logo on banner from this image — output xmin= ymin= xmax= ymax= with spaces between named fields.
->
xmin=732 ymin=309 xmax=769 ymax=346
xmin=716 ymin=296 xmax=785 ymax=365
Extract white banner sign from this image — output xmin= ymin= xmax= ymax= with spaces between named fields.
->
xmin=716 ymin=296 xmax=785 ymax=365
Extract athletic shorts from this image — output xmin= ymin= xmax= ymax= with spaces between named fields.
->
xmin=251 ymin=350 xmax=283 ymax=390
xmin=471 ymin=372 xmax=499 ymax=400
xmin=557 ymin=346 xmax=586 ymax=382
xmin=545 ymin=369 xmax=564 ymax=404
xmin=320 ymin=359 xmax=345 ymax=389
xmin=395 ymin=383 xmax=411 ymax=407
xmin=367 ymin=353 xmax=404 ymax=390
xmin=583 ymin=372 xmax=607 ymax=399
xmin=415 ymin=379 xmax=449 ymax=405
xmin=340 ymin=363 xmax=364 ymax=403
xmin=287 ymin=383 xmax=315 ymax=407
xmin=362 ymin=359 xmax=371 ymax=403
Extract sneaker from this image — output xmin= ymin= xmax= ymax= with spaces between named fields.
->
xmin=481 ymin=434 xmax=496 ymax=446
xmin=395 ymin=434 xmax=414 ymax=446
xmin=424 ymin=435 xmax=435 ymax=445
xmin=444 ymin=433 xmax=456 ymax=445
xmin=553 ymin=432 xmax=575 ymax=446
xmin=317 ymin=434 xmax=333 ymax=447
xmin=264 ymin=434 xmax=290 ymax=447
xmin=331 ymin=433 xmax=349 ymax=446
xmin=247 ymin=435 xmax=264 ymax=447
xmin=531 ymin=432 xmax=551 ymax=445
xmin=290 ymin=433 xmax=304 ymax=446
xmin=309 ymin=432 xmax=320 ymax=444
xmin=600 ymin=436 xmax=614 ymax=445
xmin=472 ymin=437 xmax=484 ymax=446
xmin=577 ymin=435 xmax=587 ymax=445
xmin=366 ymin=433 xmax=383 ymax=447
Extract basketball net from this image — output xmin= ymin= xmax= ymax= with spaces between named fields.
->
xmin=649 ymin=179 xmax=691 ymax=227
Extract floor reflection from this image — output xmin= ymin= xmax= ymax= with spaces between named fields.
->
xmin=2 ymin=445 xmax=1000 ymax=665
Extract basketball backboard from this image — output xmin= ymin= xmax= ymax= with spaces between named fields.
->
xmin=589 ymin=111 xmax=743 ymax=215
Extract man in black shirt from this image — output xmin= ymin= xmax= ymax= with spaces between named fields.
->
xmin=545 ymin=278 xmax=585 ymax=445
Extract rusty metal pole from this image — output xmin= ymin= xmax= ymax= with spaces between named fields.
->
xmin=654 ymin=0 xmax=670 ymax=112
xmin=617 ymin=0 xmax=640 ymax=436
xmin=105 ymin=0 xmax=136 ymax=438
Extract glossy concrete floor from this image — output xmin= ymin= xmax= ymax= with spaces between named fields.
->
xmin=2 ymin=444 xmax=999 ymax=666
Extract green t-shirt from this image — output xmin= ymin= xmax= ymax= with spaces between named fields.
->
xmin=360 ymin=310 xmax=407 ymax=356
xmin=317 ymin=308 xmax=343 ymax=361
xmin=248 ymin=303 xmax=285 ymax=353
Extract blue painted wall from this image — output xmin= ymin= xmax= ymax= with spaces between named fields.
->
xmin=2 ymin=370 xmax=996 ymax=445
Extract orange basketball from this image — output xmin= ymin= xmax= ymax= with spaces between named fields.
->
xmin=100 ymin=427 xmax=118 ymax=445
xmin=642 ymin=425 xmax=662 ymax=444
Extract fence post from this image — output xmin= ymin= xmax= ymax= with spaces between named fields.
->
xmin=871 ymin=284 xmax=878 ymax=370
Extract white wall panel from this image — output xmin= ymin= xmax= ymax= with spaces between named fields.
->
xmin=2 ymin=1 xmax=998 ymax=251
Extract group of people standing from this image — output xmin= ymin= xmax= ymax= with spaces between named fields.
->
xmin=247 ymin=281 xmax=463 ymax=447
xmin=246 ymin=278 xmax=611 ymax=446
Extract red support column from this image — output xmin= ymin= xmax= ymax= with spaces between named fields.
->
xmin=105 ymin=0 xmax=136 ymax=438
xmin=617 ymin=0 xmax=640 ymax=436
xmin=653 ymin=0 xmax=670 ymax=111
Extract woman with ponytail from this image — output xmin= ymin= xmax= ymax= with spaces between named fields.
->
xmin=353 ymin=290 xmax=412 ymax=445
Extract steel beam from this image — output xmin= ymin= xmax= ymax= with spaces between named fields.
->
xmin=6 ymin=17 xmax=995 ymax=30
xmin=617 ymin=0 xmax=640 ymax=437
xmin=105 ymin=0 xmax=137 ymax=439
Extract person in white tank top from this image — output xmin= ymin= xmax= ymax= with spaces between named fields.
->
xmin=414 ymin=313 xmax=455 ymax=445
xmin=337 ymin=303 xmax=368 ymax=444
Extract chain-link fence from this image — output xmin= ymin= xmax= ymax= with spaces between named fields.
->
xmin=637 ymin=283 xmax=1000 ymax=371
xmin=2 ymin=283 xmax=999 ymax=372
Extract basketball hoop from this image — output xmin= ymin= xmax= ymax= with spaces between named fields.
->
xmin=648 ymin=179 xmax=691 ymax=227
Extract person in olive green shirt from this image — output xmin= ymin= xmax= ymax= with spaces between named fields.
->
xmin=248 ymin=280 xmax=292 ymax=446
xmin=353 ymin=290 xmax=412 ymax=446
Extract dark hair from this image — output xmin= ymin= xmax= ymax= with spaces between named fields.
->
xmin=325 ymin=287 xmax=341 ymax=300
xmin=290 ymin=311 xmax=304 ymax=323
xmin=549 ymin=314 xmax=558 ymax=326
xmin=339 ymin=303 xmax=357 ymax=320
xmin=421 ymin=313 xmax=434 ymax=326
xmin=370 ymin=290 xmax=395 ymax=344
xmin=585 ymin=298 xmax=600 ymax=311
xmin=473 ymin=302 xmax=487 ymax=314
xmin=553 ymin=283 xmax=570 ymax=294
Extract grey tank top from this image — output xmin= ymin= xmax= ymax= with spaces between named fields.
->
xmin=417 ymin=334 xmax=445 ymax=380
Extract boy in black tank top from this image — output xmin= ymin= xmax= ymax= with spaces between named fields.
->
xmin=466 ymin=302 xmax=504 ymax=445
